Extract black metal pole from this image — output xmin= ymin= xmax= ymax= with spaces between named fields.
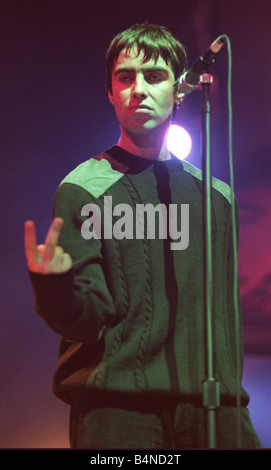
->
xmin=200 ymin=73 xmax=221 ymax=449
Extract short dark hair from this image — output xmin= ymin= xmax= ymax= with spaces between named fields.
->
xmin=105 ymin=23 xmax=187 ymax=93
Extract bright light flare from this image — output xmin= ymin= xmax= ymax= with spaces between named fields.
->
xmin=167 ymin=124 xmax=192 ymax=160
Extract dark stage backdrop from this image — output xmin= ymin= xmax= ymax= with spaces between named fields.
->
xmin=1 ymin=0 xmax=270 ymax=448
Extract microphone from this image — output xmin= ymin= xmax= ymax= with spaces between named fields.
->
xmin=178 ymin=35 xmax=226 ymax=95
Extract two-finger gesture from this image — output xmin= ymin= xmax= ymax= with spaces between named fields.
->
xmin=24 ymin=217 xmax=72 ymax=274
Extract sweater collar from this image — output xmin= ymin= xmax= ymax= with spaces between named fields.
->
xmin=105 ymin=145 xmax=184 ymax=174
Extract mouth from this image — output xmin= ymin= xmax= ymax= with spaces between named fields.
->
xmin=129 ymin=104 xmax=152 ymax=111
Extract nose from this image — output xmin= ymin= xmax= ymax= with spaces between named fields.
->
xmin=132 ymin=74 xmax=147 ymax=99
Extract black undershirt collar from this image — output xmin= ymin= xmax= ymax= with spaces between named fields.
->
xmin=105 ymin=145 xmax=184 ymax=174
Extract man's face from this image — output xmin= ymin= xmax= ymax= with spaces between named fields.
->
xmin=108 ymin=47 xmax=180 ymax=136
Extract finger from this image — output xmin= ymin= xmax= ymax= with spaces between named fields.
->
xmin=52 ymin=247 xmax=66 ymax=271
xmin=42 ymin=246 xmax=63 ymax=273
xmin=24 ymin=220 xmax=39 ymax=262
xmin=44 ymin=218 xmax=64 ymax=261
xmin=45 ymin=248 xmax=72 ymax=274
xmin=52 ymin=246 xmax=64 ymax=264
xmin=45 ymin=217 xmax=64 ymax=246
xmin=59 ymin=253 xmax=73 ymax=273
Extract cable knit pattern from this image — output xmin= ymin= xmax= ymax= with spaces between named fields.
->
xmin=107 ymin=234 xmax=129 ymax=360
xmin=119 ymin=175 xmax=154 ymax=391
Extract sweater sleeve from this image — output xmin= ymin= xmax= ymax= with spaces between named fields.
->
xmin=29 ymin=182 xmax=117 ymax=344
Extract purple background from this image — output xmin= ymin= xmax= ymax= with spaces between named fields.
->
xmin=1 ymin=0 xmax=270 ymax=448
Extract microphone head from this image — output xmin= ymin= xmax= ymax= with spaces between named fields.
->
xmin=210 ymin=35 xmax=226 ymax=53
xmin=177 ymin=72 xmax=200 ymax=95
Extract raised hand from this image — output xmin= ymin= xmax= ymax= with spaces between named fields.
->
xmin=24 ymin=217 xmax=72 ymax=274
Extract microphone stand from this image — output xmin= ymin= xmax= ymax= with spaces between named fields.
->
xmin=178 ymin=34 xmax=226 ymax=448
xmin=200 ymin=72 xmax=220 ymax=449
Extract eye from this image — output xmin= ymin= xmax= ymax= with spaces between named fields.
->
xmin=118 ymin=74 xmax=134 ymax=83
xmin=145 ymin=72 xmax=166 ymax=84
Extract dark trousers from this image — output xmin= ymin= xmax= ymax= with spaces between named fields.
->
xmin=69 ymin=398 xmax=261 ymax=449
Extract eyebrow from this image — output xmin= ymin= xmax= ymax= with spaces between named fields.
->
xmin=113 ymin=66 xmax=169 ymax=76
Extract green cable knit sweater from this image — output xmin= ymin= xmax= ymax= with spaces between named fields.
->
xmin=29 ymin=145 xmax=250 ymax=408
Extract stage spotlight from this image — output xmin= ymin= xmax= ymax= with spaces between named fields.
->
xmin=167 ymin=124 xmax=192 ymax=160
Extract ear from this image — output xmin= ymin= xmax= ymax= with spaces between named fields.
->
xmin=108 ymin=91 xmax=114 ymax=105
xmin=173 ymin=77 xmax=185 ymax=107
xmin=175 ymin=91 xmax=185 ymax=106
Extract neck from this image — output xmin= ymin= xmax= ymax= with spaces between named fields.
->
xmin=117 ymin=124 xmax=172 ymax=161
